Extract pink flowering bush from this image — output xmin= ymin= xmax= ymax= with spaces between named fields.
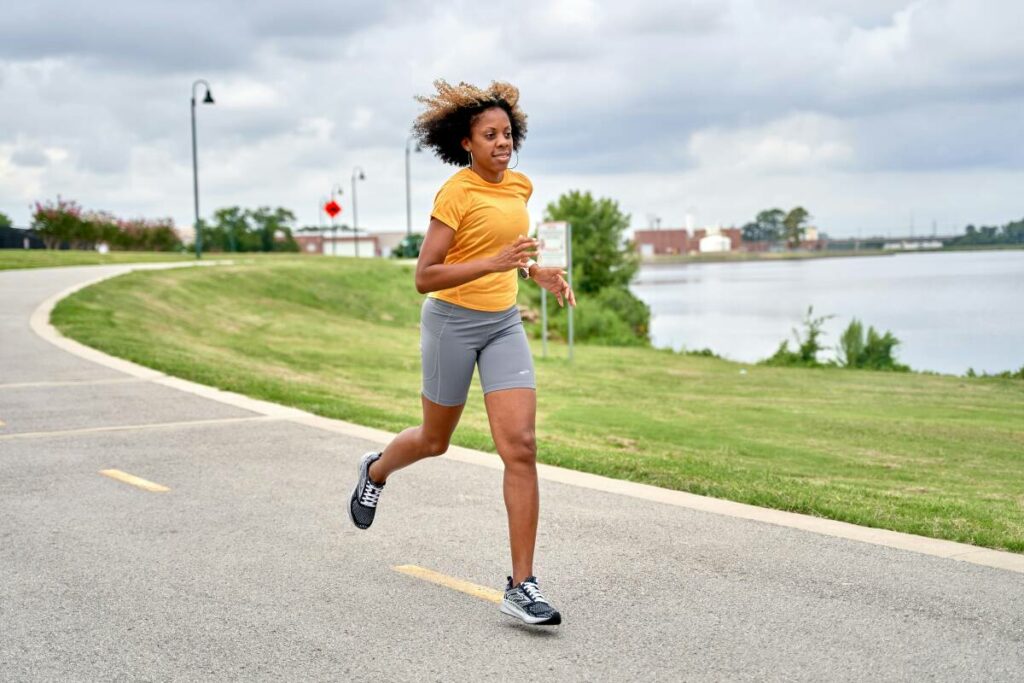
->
xmin=31 ymin=197 xmax=84 ymax=249
xmin=30 ymin=197 xmax=181 ymax=251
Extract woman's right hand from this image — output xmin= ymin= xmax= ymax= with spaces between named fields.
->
xmin=489 ymin=236 xmax=538 ymax=272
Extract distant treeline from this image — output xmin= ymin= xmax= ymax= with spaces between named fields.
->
xmin=948 ymin=216 xmax=1024 ymax=246
xmin=741 ymin=207 xmax=812 ymax=249
xmin=11 ymin=198 xmax=301 ymax=253
xmin=200 ymin=207 xmax=299 ymax=253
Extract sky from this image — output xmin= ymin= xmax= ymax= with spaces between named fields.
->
xmin=1 ymin=0 xmax=1023 ymax=239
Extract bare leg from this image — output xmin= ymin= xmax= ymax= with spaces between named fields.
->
xmin=483 ymin=388 xmax=538 ymax=586
xmin=368 ymin=394 xmax=464 ymax=484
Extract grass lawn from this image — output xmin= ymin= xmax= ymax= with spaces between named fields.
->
xmin=52 ymin=258 xmax=1024 ymax=552
xmin=0 ymin=249 xmax=199 ymax=270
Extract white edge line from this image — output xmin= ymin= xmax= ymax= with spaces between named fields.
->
xmin=0 ymin=377 xmax=145 ymax=390
xmin=28 ymin=261 xmax=1024 ymax=576
xmin=29 ymin=261 xmax=232 ymax=381
xmin=0 ymin=416 xmax=273 ymax=441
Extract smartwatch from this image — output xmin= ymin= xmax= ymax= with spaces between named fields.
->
xmin=519 ymin=259 xmax=537 ymax=280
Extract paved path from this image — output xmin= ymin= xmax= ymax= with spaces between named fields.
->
xmin=1 ymin=264 xmax=1022 ymax=682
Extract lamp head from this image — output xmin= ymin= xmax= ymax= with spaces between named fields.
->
xmin=203 ymin=90 xmax=215 ymax=105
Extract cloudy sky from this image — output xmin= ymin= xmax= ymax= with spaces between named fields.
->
xmin=1 ymin=0 xmax=1022 ymax=238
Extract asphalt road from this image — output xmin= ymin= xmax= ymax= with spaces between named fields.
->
xmin=1 ymin=264 xmax=1022 ymax=682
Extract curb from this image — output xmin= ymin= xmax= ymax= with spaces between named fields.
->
xmin=30 ymin=262 xmax=1024 ymax=575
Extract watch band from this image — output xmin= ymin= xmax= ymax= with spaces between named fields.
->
xmin=519 ymin=259 xmax=537 ymax=280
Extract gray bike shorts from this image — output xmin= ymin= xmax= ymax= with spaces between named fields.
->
xmin=420 ymin=297 xmax=536 ymax=406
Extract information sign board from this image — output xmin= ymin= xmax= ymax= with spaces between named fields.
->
xmin=536 ymin=221 xmax=568 ymax=268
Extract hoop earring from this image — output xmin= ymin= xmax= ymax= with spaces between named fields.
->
xmin=509 ymin=150 xmax=519 ymax=169
xmin=467 ymin=151 xmax=473 ymax=167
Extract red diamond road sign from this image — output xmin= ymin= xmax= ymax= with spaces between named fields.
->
xmin=324 ymin=200 xmax=342 ymax=218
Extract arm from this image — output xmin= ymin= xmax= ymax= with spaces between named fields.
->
xmin=414 ymin=218 xmax=537 ymax=294
xmin=529 ymin=266 xmax=577 ymax=307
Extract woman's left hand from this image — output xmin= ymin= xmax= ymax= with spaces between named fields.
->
xmin=532 ymin=266 xmax=576 ymax=307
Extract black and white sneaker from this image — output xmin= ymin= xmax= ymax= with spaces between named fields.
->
xmin=348 ymin=451 xmax=385 ymax=529
xmin=500 ymin=576 xmax=562 ymax=626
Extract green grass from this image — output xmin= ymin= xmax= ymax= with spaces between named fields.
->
xmin=0 ymin=249 xmax=196 ymax=270
xmin=52 ymin=258 xmax=1024 ymax=552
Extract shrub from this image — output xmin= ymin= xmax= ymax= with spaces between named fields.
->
xmin=31 ymin=197 xmax=84 ymax=249
xmin=761 ymin=306 xmax=832 ymax=367
xmin=526 ymin=286 xmax=651 ymax=347
xmin=531 ymin=190 xmax=649 ymax=346
xmin=966 ymin=365 xmax=1024 ymax=380
xmin=391 ymin=233 xmax=424 ymax=258
xmin=30 ymin=196 xmax=181 ymax=251
xmin=116 ymin=218 xmax=181 ymax=251
xmin=838 ymin=318 xmax=909 ymax=372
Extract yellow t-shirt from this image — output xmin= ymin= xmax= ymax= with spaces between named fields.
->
xmin=428 ymin=167 xmax=533 ymax=311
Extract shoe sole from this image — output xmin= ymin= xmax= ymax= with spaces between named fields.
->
xmin=500 ymin=600 xmax=562 ymax=626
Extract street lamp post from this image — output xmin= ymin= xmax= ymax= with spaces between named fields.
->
xmin=351 ymin=166 xmax=366 ymax=258
xmin=190 ymin=79 xmax=215 ymax=259
xmin=330 ymin=183 xmax=344 ymax=256
xmin=405 ymin=136 xmax=421 ymax=237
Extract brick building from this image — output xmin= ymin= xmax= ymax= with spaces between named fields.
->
xmin=633 ymin=227 xmax=742 ymax=256
xmin=294 ymin=230 xmax=406 ymax=257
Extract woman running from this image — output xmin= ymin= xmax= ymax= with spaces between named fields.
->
xmin=348 ymin=80 xmax=575 ymax=626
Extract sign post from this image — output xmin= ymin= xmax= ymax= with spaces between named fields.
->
xmin=324 ymin=199 xmax=341 ymax=256
xmin=567 ymin=222 xmax=574 ymax=361
xmin=535 ymin=221 xmax=572 ymax=361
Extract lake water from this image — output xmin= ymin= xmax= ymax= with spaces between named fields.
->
xmin=630 ymin=250 xmax=1024 ymax=375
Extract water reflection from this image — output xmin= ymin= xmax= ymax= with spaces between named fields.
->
xmin=630 ymin=251 xmax=1024 ymax=375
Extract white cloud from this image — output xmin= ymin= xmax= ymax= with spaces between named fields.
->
xmin=687 ymin=113 xmax=854 ymax=172
xmin=0 ymin=0 xmax=1022 ymax=237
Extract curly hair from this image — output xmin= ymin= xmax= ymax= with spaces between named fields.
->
xmin=412 ymin=79 xmax=528 ymax=167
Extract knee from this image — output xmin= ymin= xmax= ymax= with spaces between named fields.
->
xmin=419 ymin=431 xmax=451 ymax=457
xmin=503 ymin=431 xmax=537 ymax=469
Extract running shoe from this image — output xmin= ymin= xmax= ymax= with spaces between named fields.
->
xmin=348 ymin=451 xmax=385 ymax=530
xmin=500 ymin=575 xmax=562 ymax=625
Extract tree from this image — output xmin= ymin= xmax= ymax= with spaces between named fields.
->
xmin=248 ymin=206 xmax=298 ymax=252
xmin=210 ymin=206 xmax=249 ymax=252
xmin=205 ymin=206 xmax=298 ymax=252
xmin=543 ymin=190 xmax=638 ymax=295
xmin=31 ymin=197 xmax=84 ymax=249
xmin=0 ymin=211 xmax=12 ymax=228
xmin=741 ymin=208 xmax=785 ymax=242
xmin=783 ymin=206 xmax=810 ymax=249
xmin=534 ymin=190 xmax=649 ymax=345
xmin=948 ymin=216 xmax=1024 ymax=247
xmin=1006 ymin=218 xmax=1024 ymax=244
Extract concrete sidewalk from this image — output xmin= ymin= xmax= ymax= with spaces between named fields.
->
xmin=1 ymin=264 xmax=1022 ymax=682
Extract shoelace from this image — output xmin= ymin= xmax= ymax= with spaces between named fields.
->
xmin=521 ymin=581 xmax=549 ymax=604
xmin=358 ymin=480 xmax=384 ymax=508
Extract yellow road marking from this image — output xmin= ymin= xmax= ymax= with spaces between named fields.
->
xmin=99 ymin=469 xmax=170 ymax=493
xmin=393 ymin=565 xmax=503 ymax=604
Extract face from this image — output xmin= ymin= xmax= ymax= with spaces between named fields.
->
xmin=462 ymin=107 xmax=513 ymax=172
